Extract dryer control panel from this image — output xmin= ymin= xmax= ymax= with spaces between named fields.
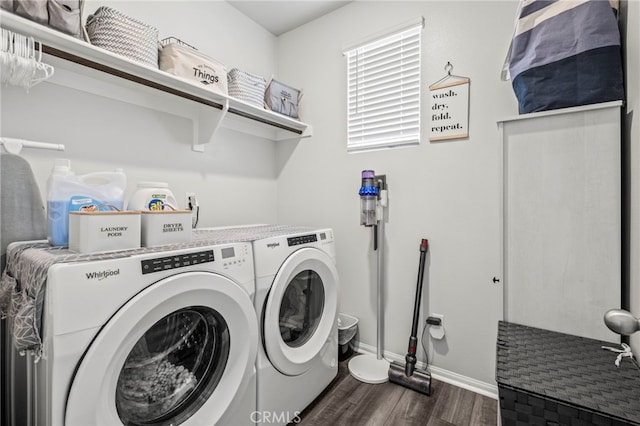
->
xmin=141 ymin=250 xmax=214 ymax=274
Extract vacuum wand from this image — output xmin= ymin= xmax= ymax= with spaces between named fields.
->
xmin=388 ymin=238 xmax=431 ymax=395
xmin=405 ymin=238 xmax=428 ymax=376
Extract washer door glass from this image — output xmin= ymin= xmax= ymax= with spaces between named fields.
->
xmin=279 ymin=270 xmax=325 ymax=348
xmin=116 ymin=306 xmax=230 ymax=425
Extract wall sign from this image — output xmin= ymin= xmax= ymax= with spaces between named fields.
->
xmin=428 ymin=63 xmax=470 ymax=142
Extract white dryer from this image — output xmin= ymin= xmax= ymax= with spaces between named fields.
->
xmin=195 ymin=225 xmax=340 ymax=425
xmin=251 ymin=227 xmax=339 ymax=426
xmin=12 ymin=241 xmax=258 ymax=426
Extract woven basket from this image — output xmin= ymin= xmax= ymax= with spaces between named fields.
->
xmin=86 ymin=6 xmax=158 ymax=68
xmin=496 ymin=321 xmax=640 ymax=425
xmin=227 ymin=68 xmax=266 ymax=108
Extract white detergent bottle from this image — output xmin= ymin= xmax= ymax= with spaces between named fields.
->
xmin=46 ymin=160 xmax=127 ymax=247
xmin=127 ymin=182 xmax=177 ymax=211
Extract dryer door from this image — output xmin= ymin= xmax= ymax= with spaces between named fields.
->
xmin=65 ymin=271 xmax=257 ymax=426
xmin=263 ymin=247 xmax=338 ymax=376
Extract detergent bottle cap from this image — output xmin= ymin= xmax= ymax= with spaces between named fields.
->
xmin=51 ymin=159 xmax=73 ymax=175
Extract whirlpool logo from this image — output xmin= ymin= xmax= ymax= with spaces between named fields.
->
xmin=85 ymin=269 xmax=120 ymax=281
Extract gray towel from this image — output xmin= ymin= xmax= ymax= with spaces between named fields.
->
xmin=0 ymin=153 xmax=46 ymax=426
xmin=1 ymin=153 xmax=47 ymax=269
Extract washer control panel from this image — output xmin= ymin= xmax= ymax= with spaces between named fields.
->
xmin=141 ymin=250 xmax=214 ymax=275
xmin=287 ymin=234 xmax=318 ymax=246
xmin=221 ymin=244 xmax=250 ymax=269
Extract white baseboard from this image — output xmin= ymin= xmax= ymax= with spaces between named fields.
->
xmin=353 ymin=342 xmax=498 ymax=400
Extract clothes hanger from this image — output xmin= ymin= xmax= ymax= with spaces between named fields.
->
xmin=429 ymin=62 xmax=470 ymax=90
xmin=0 ymin=26 xmax=54 ymax=89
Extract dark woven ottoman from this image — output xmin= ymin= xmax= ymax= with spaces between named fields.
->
xmin=496 ymin=321 xmax=640 ymax=426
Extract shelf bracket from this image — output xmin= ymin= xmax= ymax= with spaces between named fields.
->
xmin=193 ymin=99 xmax=228 ymax=152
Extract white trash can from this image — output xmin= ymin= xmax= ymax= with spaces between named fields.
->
xmin=338 ymin=313 xmax=358 ymax=361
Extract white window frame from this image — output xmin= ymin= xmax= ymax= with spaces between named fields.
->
xmin=344 ymin=18 xmax=424 ymax=152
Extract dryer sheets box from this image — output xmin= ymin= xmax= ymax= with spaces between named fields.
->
xmin=141 ymin=210 xmax=192 ymax=247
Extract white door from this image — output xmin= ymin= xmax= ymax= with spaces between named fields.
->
xmin=65 ymin=271 xmax=257 ymax=426
xmin=263 ymin=248 xmax=338 ymax=376
xmin=499 ymin=102 xmax=622 ymax=342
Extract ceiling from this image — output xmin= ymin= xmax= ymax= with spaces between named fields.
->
xmin=226 ymin=1 xmax=352 ymax=36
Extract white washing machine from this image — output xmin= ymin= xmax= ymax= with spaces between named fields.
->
xmin=253 ymin=229 xmax=339 ymax=424
xmin=253 ymin=227 xmax=339 ymax=425
xmin=198 ymin=225 xmax=339 ymax=425
xmin=14 ymin=241 xmax=258 ymax=426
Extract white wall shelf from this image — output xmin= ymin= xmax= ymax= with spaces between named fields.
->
xmin=0 ymin=10 xmax=313 ymax=152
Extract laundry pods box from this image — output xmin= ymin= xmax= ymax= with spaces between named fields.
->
xmin=68 ymin=211 xmax=141 ymax=253
xmin=141 ymin=210 xmax=192 ymax=247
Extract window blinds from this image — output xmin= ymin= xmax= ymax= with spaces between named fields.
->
xmin=345 ymin=22 xmax=423 ymax=152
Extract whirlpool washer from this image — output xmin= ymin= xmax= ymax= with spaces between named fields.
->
xmin=5 ymin=239 xmax=258 ymax=426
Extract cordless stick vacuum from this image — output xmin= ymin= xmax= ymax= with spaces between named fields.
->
xmin=388 ymin=238 xmax=431 ymax=395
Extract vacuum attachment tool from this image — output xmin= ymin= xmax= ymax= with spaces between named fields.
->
xmin=388 ymin=361 xmax=431 ymax=394
xmin=388 ymin=238 xmax=431 ymax=395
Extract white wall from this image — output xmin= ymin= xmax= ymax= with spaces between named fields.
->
xmin=276 ymin=1 xmax=519 ymax=389
xmin=625 ymin=0 xmax=640 ymax=358
xmin=1 ymin=0 xmax=281 ymax=227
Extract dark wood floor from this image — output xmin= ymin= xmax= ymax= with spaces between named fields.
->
xmin=292 ymin=357 xmax=498 ymax=426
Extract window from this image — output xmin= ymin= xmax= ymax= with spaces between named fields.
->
xmin=345 ymin=18 xmax=424 ymax=152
